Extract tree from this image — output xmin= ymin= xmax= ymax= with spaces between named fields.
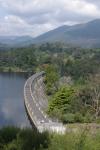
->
xmin=77 ymin=85 xmax=100 ymax=120
xmin=91 ymin=86 xmax=100 ymax=119
xmin=44 ymin=65 xmax=59 ymax=95
xmin=48 ymin=86 xmax=75 ymax=118
xmin=0 ymin=127 xmax=49 ymax=150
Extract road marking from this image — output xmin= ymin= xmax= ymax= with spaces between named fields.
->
xmin=41 ymin=111 xmax=43 ymax=114
xmin=44 ymin=115 xmax=47 ymax=119
xmin=36 ymin=103 xmax=39 ymax=107
xmin=49 ymin=120 xmax=52 ymax=123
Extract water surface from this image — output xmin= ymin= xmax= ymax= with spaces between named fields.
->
xmin=0 ymin=72 xmax=31 ymax=128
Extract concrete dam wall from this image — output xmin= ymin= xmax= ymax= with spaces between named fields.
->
xmin=24 ymin=72 xmax=66 ymax=134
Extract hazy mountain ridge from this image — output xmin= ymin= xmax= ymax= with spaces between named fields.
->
xmin=0 ymin=36 xmax=33 ymax=47
xmin=1 ymin=19 xmax=100 ymax=48
xmin=32 ymin=19 xmax=100 ymax=48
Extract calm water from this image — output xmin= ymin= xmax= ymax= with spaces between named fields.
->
xmin=0 ymin=72 xmax=31 ymax=128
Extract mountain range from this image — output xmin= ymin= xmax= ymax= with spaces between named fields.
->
xmin=1 ymin=19 xmax=100 ymax=48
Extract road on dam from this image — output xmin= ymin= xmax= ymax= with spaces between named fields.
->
xmin=24 ymin=71 xmax=66 ymax=133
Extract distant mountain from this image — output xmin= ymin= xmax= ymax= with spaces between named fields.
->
xmin=0 ymin=43 xmax=10 ymax=51
xmin=0 ymin=36 xmax=33 ymax=47
xmin=1 ymin=19 xmax=100 ymax=48
xmin=33 ymin=25 xmax=70 ymax=43
xmin=32 ymin=19 xmax=100 ymax=48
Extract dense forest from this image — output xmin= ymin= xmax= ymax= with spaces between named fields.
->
xmin=0 ymin=43 xmax=100 ymax=149
xmin=0 ymin=126 xmax=100 ymax=150
xmin=0 ymin=43 xmax=100 ymax=123
xmin=0 ymin=43 xmax=100 ymax=76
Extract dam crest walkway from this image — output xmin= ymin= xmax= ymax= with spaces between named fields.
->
xmin=24 ymin=72 xmax=66 ymax=133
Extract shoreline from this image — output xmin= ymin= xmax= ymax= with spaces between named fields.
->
xmin=0 ymin=67 xmax=34 ymax=73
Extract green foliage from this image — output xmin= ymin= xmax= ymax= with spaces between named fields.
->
xmin=62 ymin=113 xmax=75 ymax=123
xmin=48 ymin=86 xmax=75 ymax=113
xmin=44 ymin=65 xmax=59 ymax=95
xmin=0 ymin=127 xmax=19 ymax=145
xmin=47 ymin=86 xmax=77 ymax=121
xmin=0 ymin=44 xmax=100 ymax=79
xmin=47 ymin=130 xmax=100 ymax=150
xmin=0 ymin=127 xmax=100 ymax=150
xmin=0 ymin=127 xmax=49 ymax=150
xmin=74 ymin=113 xmax=84 ymax=123
xmin=62 ymin=113 xmax=84 ymax=123
xmin=48 ymin=79 xmax=100 ymax=123
xmin=0 ymin=43 xmax=100 ymax=123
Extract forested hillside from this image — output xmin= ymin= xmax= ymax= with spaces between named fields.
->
xmin=0 ymin=42 xmax=100 ymax=150
xmin=0 ymin=43 xmax=100 ymax=123
xmin=0 ymin=43 xmax=100 ymax=76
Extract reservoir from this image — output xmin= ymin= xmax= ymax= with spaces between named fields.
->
xmin=0 ymin=72 xmax=31 ymax=128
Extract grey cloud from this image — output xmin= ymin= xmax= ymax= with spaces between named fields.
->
xmin=84 ymin=0 xmax=100 ymax=8
xmin=85 ymin=0 xmax=100 ymax=4
xmin=0 ymin=0 xmax=100 ymax=36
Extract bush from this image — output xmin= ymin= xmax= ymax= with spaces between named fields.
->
xmin=48 ymin=86 xmax=75 ymax=114
xmin=62 ymin=113 xmax=75 ymax=123
xmin=74 ymin=113 xmax=84 ymax=123
xmin=0 ymin=127 xmax=50 ymax=150
xmin=83 ymin=113 xmax=94 ymax=123
xmin=62 ymin=113 xmax=84 ymax=123
xmin=0 ymin=127 xmax=19 ymax=145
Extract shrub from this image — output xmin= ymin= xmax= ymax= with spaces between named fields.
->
xmin=0 ymin=127 xmax=19 ymax=145
xmin=74 ymin=113 xmax=84 ymax=123
xmin=62 ymin=113 xmax=75 ymax=123
xmin=83 ymin=113 xmax=94 ymax=123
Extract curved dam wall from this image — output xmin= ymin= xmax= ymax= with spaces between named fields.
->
xmin=24 ymin=72 xmax=66 ymax=134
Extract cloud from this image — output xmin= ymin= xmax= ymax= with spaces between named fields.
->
xmin=0 ymin=0 xmax=100 ymax=36
xmin=0 ymin=15 xmax=55 ymax=36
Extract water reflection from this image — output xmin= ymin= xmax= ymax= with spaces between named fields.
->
xmin=0 ymin=72 xmax=31 ymax=128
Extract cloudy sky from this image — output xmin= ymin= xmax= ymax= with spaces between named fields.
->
xmin=0 ymin=0 xmax=100 ymax=37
